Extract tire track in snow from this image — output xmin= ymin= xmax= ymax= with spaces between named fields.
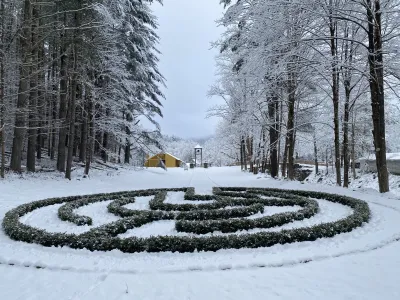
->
xmin=187 ymin=169 xmax=195 ymax=187
xmin=203 ymin=169 xmax=221 ymax=187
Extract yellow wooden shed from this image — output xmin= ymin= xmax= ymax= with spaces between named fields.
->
xmin=144 ymin=153 xmax=182 ymax=168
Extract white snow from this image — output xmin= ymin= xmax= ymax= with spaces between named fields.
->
xmin=164 ymin=152 xmax=183 ymax=162
xmin=119 ymin=220 xmax=176 ymax=238
xmin=164 ymin=191 xmax=214 ymax=204
xmin=359 ymin=152 xmax=400 ymax=160
xmin=21 ymin=200 xmax=121 ymax=234
xmin=1 ymin=166 xmax=400 ymax=300
xmin=123 ymin=196 xmax=153 ymax=210
xmin=246 ymin=205 xmax=301 ymax=219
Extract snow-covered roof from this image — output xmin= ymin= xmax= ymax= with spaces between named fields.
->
xmin=359 ymin=152 xmax=400 ymax=161
xmin=194 ymin=144 xmax=202 ymax=149
xmin=147 ymin=152 xmax=182 ymax=162
xmin=164 ymin=152 xmax=182 ymax=162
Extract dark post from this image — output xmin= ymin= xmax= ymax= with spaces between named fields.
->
xmin=194 ymin=145 xmax=203 ymax=167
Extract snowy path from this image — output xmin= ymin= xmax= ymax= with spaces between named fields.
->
xmin=2 ymin=241 xmax=400 ymax=300
xmin=1 ymin=167 xmax=400 ymax=299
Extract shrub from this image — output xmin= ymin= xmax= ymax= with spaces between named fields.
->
xmin=2 ymin=187 xmax=370 ymax=253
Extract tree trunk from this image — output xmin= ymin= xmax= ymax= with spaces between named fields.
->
xmin=124 ymin=112 xmax=132 ymax=164
xmin=242 ymin=136 xmax=247 ymax=171
xmin=286 ymin=73 xmax=296 ymax=180
xmin=240 ymin=137 xmax=244 ymax=170
xmin=277 ymin=99 xmax=283 ymax=175
xmin=256 ymin=130 xmax=263 ymax=170
xmin=36 ymin=7 xmax=45 ymax=161
xmin=341 ymin=24 xmax=356 ymax=188
xmin=332 ymin=57 xmax=341 ymax=185
xmin=27 ymin=4 xmax=39 ymax=172
xmin=0 ymin=106 xmax=4 ymax=179
xmin=56 ymin=13 xmax=68 ymax=172
xmin=288 ymin=130 xmax=296 ymax=180
xmin=11 ymin=0 xmax=32 ymax=173
xmin=65 ymin=79 xmax=77 ymax=180
xmin=84 ymin=94 xmax=93 ymax=176
xmin=351 ymin=112 xmax=356 ymax=179
xmin=50 ymin=100 xmax=56 ymax=160
xmin=94 ymin=130 xmax=102 ymax=155
xmin=326 ymin=148 xmax=329 ymax=175
xmin=261 ymin=129 xmax=266 ymax=173
xmin=124 ymin=142 xmax=130 ymax=164
xmin=102 ymin=132 xmax=108 ymax=163
xmin=328 ymin=2 xmax=341 ymax=186
xmin=366 ymin=0 xmax=389 ymax=192
xmin=0 ymin=0 xmax=5 ymax=178
xmin=343 ymin=87 xmax=350 ymax=187
xmin=313 ymin=129 xmax=318 ymax=175
xmin=247 ymin=136 xmax=253 ymax=173
xmin=79 ymin=100 xmax=88 ymax=162
xmin=66 ymin=10 xmax=80 ymax=180
xmin=0 ymin=125 xmax=4 ymax=178
xmin=50 ymin=36 xmax=58 ymax=160
xmin=282 ymin=135 xmax=288 ymax=177
xmin=268 ymin=96 xmax=279 ymax=178
xmin=47 ymin=99 xmax=51 ymax=157
xmin=0 ymin=92 xmax=4 ymax=179
xmin=73 ymin=124 xmax=79 ymax=157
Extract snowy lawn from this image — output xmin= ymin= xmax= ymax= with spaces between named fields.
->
xmin=1 ymin=166 xmax=400 ymax=299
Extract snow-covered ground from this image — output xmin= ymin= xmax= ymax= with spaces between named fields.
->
xmin=305 ymin=165 xmax=400 ymax=198
xmin=1 ymin=166 xmax=400 ymax=300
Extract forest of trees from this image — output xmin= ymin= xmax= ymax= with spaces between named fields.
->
xmin=209 ymin=0 xmax=400 ymax=193
xmin=1 ymin=0 xmax=400 ymax=194
xmin=0 ymin=0 xmax=164 ymax=179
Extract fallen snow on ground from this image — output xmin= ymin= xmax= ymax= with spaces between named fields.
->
xmin=164 ymin=191 xmax=214 ymax=203
xmin=123 ymin=195 xmax=152 ymax=210
xmin=1 ymin=166 xmax=400 ymax=300
xmin=305 ymin=165 xmax=400 ymax=198
xmin=246 ymin=205 xmax=301 ymax=218
xmin=21 ymin=200 xmax=121 ymax=234
xmin=359 ymin=152 xmax=400 ymax=160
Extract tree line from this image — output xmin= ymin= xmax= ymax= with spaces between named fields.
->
xmin=0 ymin=0 xmax=164 ymax=179
xmin=210 ymin=0 xmax=400 ymax=193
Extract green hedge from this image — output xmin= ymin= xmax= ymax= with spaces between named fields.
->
xmin=107 ymin=189 xmax=265 ymax=221
xmin=58 ymin=194 xmax=123 ymax=226
xmin=175 ymin=203 xmax=264 ymax=221
xmin=107 ymin=188 xmax=186 ymax=218
xmin=2 ymin=187 xmax=370 ymax=253
xmin=60 ymin=188 xmax=187 ymax=225
xmin=184 ymin=187 xmax=216 ymax=200
xmin=175 ymin=195 xmax=318 ymax=234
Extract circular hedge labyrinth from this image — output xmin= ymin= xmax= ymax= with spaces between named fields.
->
xmin=2 ymin=187 xmax=371 ymax=253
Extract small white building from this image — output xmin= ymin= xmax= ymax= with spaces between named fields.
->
xmin=359 ymin=153 xmax=400 ymax=175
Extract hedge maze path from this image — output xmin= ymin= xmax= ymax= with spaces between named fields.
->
xmin=2 ymin=187 xmax=371 ymax=253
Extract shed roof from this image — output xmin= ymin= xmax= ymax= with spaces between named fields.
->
xmin=147 ymin=152 xmax=182 ymax=162
xmin=194 ymin=144 xmax=202 ymax=149
xmin=359 ymin=152 xmax=400 ymax=161
xmin=164 ymin=152 xmax=182 ymax=162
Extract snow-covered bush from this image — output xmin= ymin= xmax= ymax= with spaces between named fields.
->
xmin=2 ymin=187 xmax=370 ymax=253
xmin=176 ymin=193 xmax=319 ymax=234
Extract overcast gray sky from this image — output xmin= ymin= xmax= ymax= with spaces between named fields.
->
xmin=151 ymin=0 xmax=224 ymax=139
